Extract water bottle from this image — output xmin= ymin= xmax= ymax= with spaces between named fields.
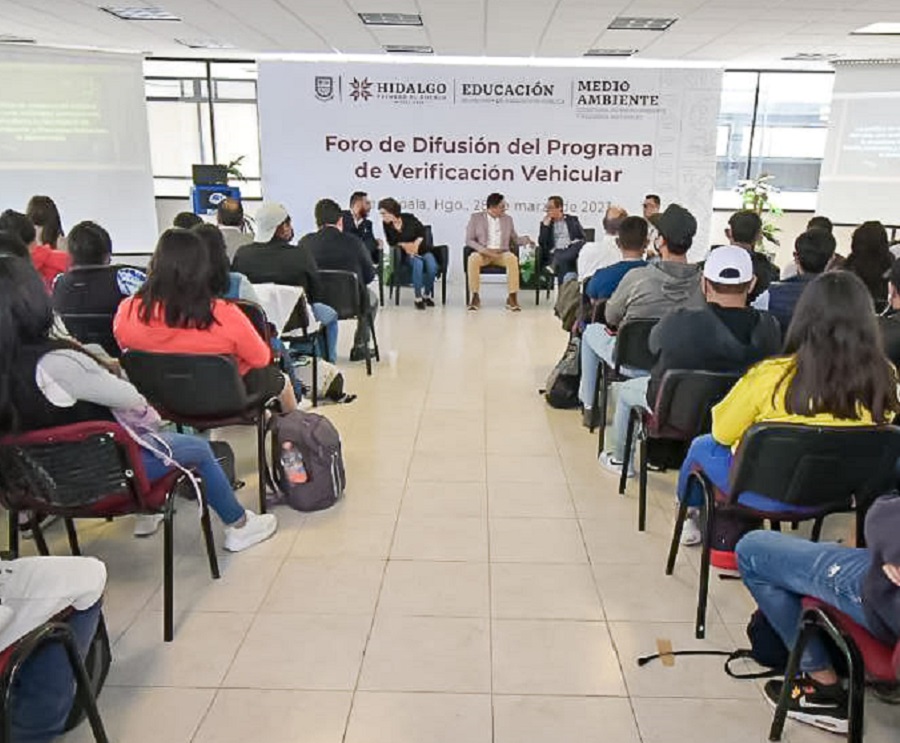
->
xmin=280 ymin=442 xmax=308 ymax=484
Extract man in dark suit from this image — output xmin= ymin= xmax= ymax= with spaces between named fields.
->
xmin=341 ymin=191 xmax=382 ymax=264
xmin=538 ymin=195 xmax=587 ymax=283
xmin=302 ymin=199 xmax=378 ymax=361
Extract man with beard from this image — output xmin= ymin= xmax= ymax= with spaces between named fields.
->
xmin=341 ymin=191 xmax=382 ymax=264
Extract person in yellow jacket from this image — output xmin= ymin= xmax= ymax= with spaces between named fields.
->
xmin=676 ymin=270 xmax=899 ymax=545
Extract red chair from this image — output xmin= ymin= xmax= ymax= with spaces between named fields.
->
xmin=769 ymin=598 xmax=900 ymax=743
xmin=0 ymin=612 xmax=109 ymax=743
xmin=0 ymin=421 xmax=220 ymax=642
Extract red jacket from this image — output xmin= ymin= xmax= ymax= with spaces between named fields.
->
xmin=32 ymin=244 xmax=69 ymax=290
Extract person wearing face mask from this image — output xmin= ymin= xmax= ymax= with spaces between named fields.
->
xmin=231 ymin=202 xmax=338 ymax=362
xmin=342 ymin=191 xmax=382 ymax=265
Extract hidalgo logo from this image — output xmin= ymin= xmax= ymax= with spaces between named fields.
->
xmin=349 ymin=77 xmax=373 ymax=102
xmin=314 ymin=76 xmax=335 ymax=101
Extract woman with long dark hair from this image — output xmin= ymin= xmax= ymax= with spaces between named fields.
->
xmin=675 ymin=270 xmax=899 ymax=545
xmin=845 ymin=220 xmax=892 ymax=310
xmin=26 ymin=195 xmax=66 ymax=251
xmin=192 ymin=223 xmax=259 ymax=302
xmin=114 ymin=228 xmax=296 ymax=412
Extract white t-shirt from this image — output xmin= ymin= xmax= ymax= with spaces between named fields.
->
xmin=486 ymin=214 xmax=502 ymax=250
xmin=577 ymin=233 xmax=621 ymax=282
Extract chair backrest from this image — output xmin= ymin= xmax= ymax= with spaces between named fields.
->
xmin=650 ymin=370 xmax=741 ymax=440
xmin=729 ymin=424 xmax=900 ymax=510
xmin=231 ymin=299 xmax=271 ymax=343
xmin=615 ymin=318 xmax=659 ymax=372
xmin=121 ymin=351 xmax=251 ymax=418
xmin=317 ymin=269 xmax=363 ymax=320
xmin=59 ymin=313 xmax=121 ymax=358
xmin=584 ymin=228 xmax=596 ymax=242
xmin=0 ymin=421 xmax=149 ymax=514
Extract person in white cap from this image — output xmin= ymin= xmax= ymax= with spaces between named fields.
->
xmin=232 ymin=202 xmax=339 ymax=362
xmin=598 ymin=245 xmax=781 ymax=542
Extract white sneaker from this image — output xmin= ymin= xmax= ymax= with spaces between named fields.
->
xmin=133 ymin=514 xmax=164 ymax=538
xmin=224 ymin=510 xmax=277 ymax=553
xmin=680 ymin=507 xmax=702 ymax=546
xmin=599 ymin=451 xmax=635 ymax=478
xmin=298 ymin=398 xmax=313 ymax=411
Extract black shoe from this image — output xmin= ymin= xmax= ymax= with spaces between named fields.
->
xmin=414 ymin=299 xmax=426 ymax=310
xmin=423 ymin=296 xmax=435 ymax=307
xmin=349 ymin=346 xmax=371 ymax=362
xmin=581 ymin=406 xmax=598 ymax=430
xmin=764 ymin=676 xmax=848 ymax=735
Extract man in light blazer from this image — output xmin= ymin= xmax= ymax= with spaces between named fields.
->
xmin=465 ymin=193 xmax=534 ymax=311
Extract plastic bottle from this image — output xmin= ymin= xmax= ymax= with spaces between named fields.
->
xmin=280 ymin=442 xmax=308 ymax=484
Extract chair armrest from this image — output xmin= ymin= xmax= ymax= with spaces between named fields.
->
xmin=432 ymin=244 xmax=449 ymax=273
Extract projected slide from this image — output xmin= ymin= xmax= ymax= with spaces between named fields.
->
xmin=818 ymin=65 xmax=900 ymax=225
xmin=0 ymin=49 xmax=157 ymax=252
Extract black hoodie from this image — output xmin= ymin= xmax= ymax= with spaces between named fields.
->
xmin=862 ymin=495 xmax=900 ymax=644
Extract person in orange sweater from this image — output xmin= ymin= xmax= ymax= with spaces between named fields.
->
xmin=114 ymin=228 xmax=296 ymax=412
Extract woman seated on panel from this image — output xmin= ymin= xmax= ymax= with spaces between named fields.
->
xmin=378 ymin=197 xmax=437 ymax=310
xmin=676 ymin=271 xmax=899 ymax=546
xmin=114 ymin=228 xmax=297 ymax=414
xmin=0 ymin=253 xmax=277 ymax=549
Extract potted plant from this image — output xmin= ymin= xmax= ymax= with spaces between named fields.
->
xmin=735 ymin=173 xmax=782 ymax=257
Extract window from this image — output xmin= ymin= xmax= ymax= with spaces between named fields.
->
xmin=714 ymin=70 xmax=834 ymax=211
xmin=144 ymin=59 xmax=261 ymax=198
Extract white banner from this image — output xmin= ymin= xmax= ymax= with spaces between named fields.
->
xmin=259 ymin=62 xmax=721 ymax=271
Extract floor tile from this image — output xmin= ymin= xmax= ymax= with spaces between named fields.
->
xmin=224 ymin=613 xmax=371 ymax=689
xmin=487 ymin=455 xmax=567 ymax=484
xmin=359 ymin=615 xmax=491 ymax=692
xmin=401 ymin=481 xmax=488 ymax=518
xmin=593 ymin=563 xmax=711 ymax=623
xmin=488 ymin=481 xmax=576 ymax=518
xmin=391 ymin=515 xmax=488 ymax=561
xmin=291 ymin=513 xmax=396 ymax=559
xmin=489 ymin=518 xmax=588 ymax=563
xmin=491 ymin=563 xmax=603 ymax=619
xmin=344 ymin=692 xmax=492 ymax=743
xmin=260 ymin=558 xmax=385 ymax=614
xmin=192 ymin=690 xmax=351 ymax=743
xmin=408 ymin=452 xmax=487 ymax=482
xmin=492 ymin=619 xmax=627 ymax=696
xmin=379 ymin=560 xmax=489 ymax=616
xmin=493 ymin=696 xmax=641 ymax=743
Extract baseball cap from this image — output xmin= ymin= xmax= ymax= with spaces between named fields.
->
xmin=655 ymin=204 xmax=697 ymax=247
xmin=255 ymin=202 xmax=289 ymax=243
xmin=704 ymin=245 xmax=754 ymax=285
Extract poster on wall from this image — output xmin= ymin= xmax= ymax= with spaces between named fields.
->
xmin=259 ymin=61 xmax=722 ymax=269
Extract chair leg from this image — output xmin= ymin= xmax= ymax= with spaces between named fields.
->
xmin=441 ymin=269 xmax=447 ymax=306
xmin=810 ymin=516 xmax=824 ymax=543
xmin=667 ymin=499 xmax=689 ymax=575
xmin=30 ymin=513 xmax=50 ymax=556
xmin=163 ymin=502 xmax=174 ymax=642
xmin=60 ymin=627 xmax=110 ymax=743
xmin=197 ymin=483 xmax=220 ymax=581
xmin=257 ymin=417 xmax=267 ymax=515
xmin=596 ymin=364 xmax=609 ymax=456
xmin=64 ymin=518 xmax=81 ymax=556
xmin=619 ymin=410 xmax=636 ymax=496
xmin=465 ymin=276 xmax=470 ymax=307
xmin=7 ymin=509 xmax=18 ymax=559
xmin=638 ymin=435 xmax=649 ymax=532
xmin=394 ymin=281 xmax=400 ymax=306
xmin=695 ymin=484 xmax=715 ymax=640
xmin=369 ymin=317 xmax=380 ymax=361
xmin=311 ymin=352 xmax=318 ymax=408
xmin=364 ymin=342 xmax=372 ymax=376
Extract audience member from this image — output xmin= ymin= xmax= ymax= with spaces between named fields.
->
xmin=737 ymin=494 xmax=900 ymax=733
xmin=173 ymin=211 xmax=203 ymax=229
xmin=579 ymin=204 xmax=704 ymax=424
xmin=342 ymin=191 xmax=382 ymax=264
xmin=878 ymin=258 xmax=900 ymax=367
xmin=754 ymin=228 xmax=836 ymax=333
xmin=232 ymin=202 xmax=339 ymax=362
xmin=0 ymin=230 xmax=29 ymax=259
xmin=807 ymin=215 xmax=833 ymax=233
xmin=846 ymin=220 xmax=892 ymax=311
xmin=26 ymin=195 xmax=66 ymax=251
xmin=379 ymin=197 xmax=437 ymax=310
xmin=302 ymin=199 xmax=378 ymax=360
xmin=584 ymin=215 xmax=647 ymax=303
xmin=52 ymin=221 xmax=146 ymax=321
xmin=465 ymin=192 xmax=533 ymax=311
xmin=193 ymin=223 xmax=258 ymax=303
xmin=726 ymin=210 xmax=779 ymax=301
xmin=538 ymin=195 xmax=586 ymax=282
xmin=577 ymin=205 xmax=627 ymax=282
xmin=115 ymin=228 xmax=297 ymax=415
xmin=0 ymin=208 xmax=69 ymax=289
xmin=598 ymin=246 xmax=781 ymax=480
xmin=1 ymin=253 xmax=277 ymax=548
xmin=216 ymin=198 xmax=253 ymax=261
xmin=780 ymin=215 xmax=838 ymax=280
xmin=642 ymin=194 xmax=661 ymax=220
xmin=676 ymin=271 xmax=898 ymax=544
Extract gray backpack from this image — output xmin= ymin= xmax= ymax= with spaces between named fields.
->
xmin=269 ymin=411 xmax=346 ymax=511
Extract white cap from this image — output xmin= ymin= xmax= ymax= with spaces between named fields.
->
xmin=254 ymin=202 xmax=289 ymax=243
xmin=704 ymin=245 xmax=753 ymax=284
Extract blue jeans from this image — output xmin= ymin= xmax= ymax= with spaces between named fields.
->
xmin=11 ymin=600 xmax=101 ymax=743
xmin=579 ymin=324 xmax=648 ymax=410
xmin=312 ymin=303 xmax=338 ymax=363
xmin=608 ymin=376 xmax=651 ymax=461
xmin=140 ymin=432 xmax=245 ymax=525
xmin=737 ymin=530 xmax=873 ymax=673
xmin=410 ymin=253 xmax=438 ymax=298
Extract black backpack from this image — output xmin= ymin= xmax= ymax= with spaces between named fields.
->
xmin=541 ymin=337 xmax=581 ymax=409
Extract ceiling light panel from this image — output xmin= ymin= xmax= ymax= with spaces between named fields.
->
xmin=100 ymin=6 xmax=181 ymax=21
xmin=853 ymin=23 xmax=900 ymax=35
xmin=0 ymin=34 xmax=36 ymax=43
xmin=383 ymin=44 xmax=433 ymax=53
xmin=608 ymin=17 xmax=677 ymax=31
xmin=175 ymin=38 xmax=236 ymax=49
xmin=359 ymin=13 xmax=423 ymax=27
xmin=585 ymin=48 xmax=638 ymax=57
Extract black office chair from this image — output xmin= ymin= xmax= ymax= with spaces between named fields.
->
xmin=591 ymin=318 xmax=659 ymax=455
xmin=619 ymin=370 xmax=741 ymax=531
xmin=317 ymin=269 xmax=381 ymax=376
xmin=463 ymin=244 xmax=536 ymax=306
xmin=121 ymin=352 xmax=279 ymax=514
xmin=666 ymin=423 xmax=900 ymax=639
xmin=58 ymin=313 xmax=120 ymax=358
xmin=389 ymin=225 xmax=449 ymax=306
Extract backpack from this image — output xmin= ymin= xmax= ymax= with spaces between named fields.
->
xmin=541 ymin=336 xmax=581 ymax=409
xmin=710 ymin=508 xmax=764 ymax=571
xmin=268 ymin=410 xmax=345 ymax=512
xmin=554 ymin=278 xmax=582 ymax=332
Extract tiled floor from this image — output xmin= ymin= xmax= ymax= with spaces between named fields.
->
xmin=29 ymin=289 xmax=899 ymax=742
